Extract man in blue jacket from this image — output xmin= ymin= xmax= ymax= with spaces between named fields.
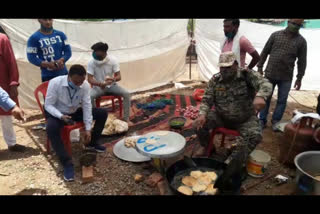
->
xmin=27 ymin=19 xmax=72 ymax=82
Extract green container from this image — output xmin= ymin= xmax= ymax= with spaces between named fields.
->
xmin=169 ymin=117 xmax=186 ymax=129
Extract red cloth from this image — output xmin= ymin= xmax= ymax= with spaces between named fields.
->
xmin=0 ymin=33 xmax=19 ymax=115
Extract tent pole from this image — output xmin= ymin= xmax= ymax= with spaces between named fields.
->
xmin=189 ymin=19 xmax=194 ymax=80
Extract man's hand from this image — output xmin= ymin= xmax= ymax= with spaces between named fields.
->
xmin=253 ymin=97 xmax=266 ymax=112
xmin=105 ymin=76 xmax=114 ymax=86
xmin=84 ymin=131 xmax=91 ymax=144
xmin=61 ymin=115 xmax=72 ymax=123
xmin=9 ymin=85 xmax=18 ymax=98
xmin=11 ymin=105 xmax=25 ymax=121
xmin=41 ymin=61 xmax=57 ymax=70
xmin=257 ymin=68 xmax=263 ymax=76
xmin=55 ymin=58 xmax=65 ymax=70
xmin=99 ymin=82 xmax=108 ymax=89
xmin=193 ymin=114 xmax=206 ymax=130
xmin=294 ymin=79 xmax=302 ymax=90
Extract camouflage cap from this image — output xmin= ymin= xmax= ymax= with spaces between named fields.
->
xmin=218 ymin=51 xmax=237 ymax=67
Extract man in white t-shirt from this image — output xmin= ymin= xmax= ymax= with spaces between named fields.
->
xmin=87 ymin=42 xmax=131 ymax=124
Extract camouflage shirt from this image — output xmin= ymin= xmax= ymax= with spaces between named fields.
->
xmin=199 ymin=68 xmax=273 ymax=123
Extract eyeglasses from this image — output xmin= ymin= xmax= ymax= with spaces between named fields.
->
xmin=288 ymin=21 xmax=302 ymax=28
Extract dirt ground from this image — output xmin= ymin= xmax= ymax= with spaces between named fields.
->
xmin=0 ymin=71 xmax=319 ymax=195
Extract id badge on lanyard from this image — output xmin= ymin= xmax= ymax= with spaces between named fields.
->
xmin=67 ymin=88 xmax=78 ymax=112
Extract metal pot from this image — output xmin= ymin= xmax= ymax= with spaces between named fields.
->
xmin=294 ymin=151 xmax=320 ymax=195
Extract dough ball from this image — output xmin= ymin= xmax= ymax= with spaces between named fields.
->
xmin=155 ymin=131 xmax=169 ymax=136
xmin=146 ymin=139 xmax=157 ymax=144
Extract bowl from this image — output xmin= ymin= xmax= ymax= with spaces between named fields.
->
xmin=169 ymin=117 xmax=187 ymax=129
xmin=294 ymin=151 xmax=320 ymax=195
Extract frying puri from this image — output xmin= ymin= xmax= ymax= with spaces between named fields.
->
xmin=182 ymin=176 xmax=197 ymax=187
xmin=190 ymin=170 xmax=203 ymax=179
xmin=178 ymin=185 xmax=193 ymax=195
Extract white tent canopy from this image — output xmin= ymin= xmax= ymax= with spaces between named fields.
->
xmin=0 ymin=19 xmax=189 ymax=109
xmin=195 ymin=19 xmax=320 ymax=91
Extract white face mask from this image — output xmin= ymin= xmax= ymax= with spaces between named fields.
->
xmin=93 ymin=56 xmax=110 ymax=65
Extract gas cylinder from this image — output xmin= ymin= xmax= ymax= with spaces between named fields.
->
xmin=314 ymin=127 xmax=320 ymax=143
xmin=279 ymin=117 xmax=317 ymax=166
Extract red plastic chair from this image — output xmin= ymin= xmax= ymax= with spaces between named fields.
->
xmin=195 ymin=88 xmax=256 ymax=157
xmin=95 ymin=95 xmax=123 ymax=119
xmin=192 ymin=89 xmax=205 ymax=101
xmin=34 ymin=81 xmax=84 ymax=155
xmin=206 ymin=127 xmax=240 ymax=157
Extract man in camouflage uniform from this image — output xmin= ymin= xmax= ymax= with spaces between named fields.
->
xmin=193 ymin=52 xmax=272 ymax=185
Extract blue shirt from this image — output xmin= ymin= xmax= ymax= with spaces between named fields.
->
xmin=0 ymin=87 xmax=16 ymax=112
xmin=27 ymin=29 xmax=72 ymax=80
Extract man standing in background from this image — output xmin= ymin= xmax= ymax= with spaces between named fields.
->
xmin=27 ymin=19 xmax=72 ymax=129
xmin=27 ymin=19 xmax=72 ymax=82
xmin=0 ymin=33 xmax=26 ymax=152
xmin=257 ymin=19 xmax=307 ymax=131
xmin=221 ymin=19 xmax=260 ymax=69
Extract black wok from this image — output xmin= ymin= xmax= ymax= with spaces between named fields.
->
xmin=165 ymin=157 xmax=241 ymax=195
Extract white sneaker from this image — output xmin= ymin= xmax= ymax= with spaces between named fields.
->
xmin=272 ymin=122 xmax=281 ymax=132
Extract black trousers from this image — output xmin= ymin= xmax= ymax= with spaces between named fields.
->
xmin=45 ymin=108 xmax=108 ymax=167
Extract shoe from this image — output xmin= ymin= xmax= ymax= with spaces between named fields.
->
xmin=87 ymin=144 xmax=106 ymax=153
xmin=32 ymin=123 xmax=46 ymax=130
xmin=272 ymin=122 xmax=281 ymax=132
xmin=40 ymin=123 xmax=46 ymax=131
xmin=63 ymin=164 xmax=75 ymax=182
xmin=8 ymin=144 xmax=27 ymax=152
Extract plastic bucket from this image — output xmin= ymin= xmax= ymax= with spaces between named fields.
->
xmin=247 ymin=150 xmax=271 ymax=178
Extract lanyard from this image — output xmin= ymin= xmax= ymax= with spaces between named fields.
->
xmin=67 ymin=87 xmax=77 ymax=104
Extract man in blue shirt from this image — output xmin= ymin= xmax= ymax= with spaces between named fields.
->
xmin=27 ymin=19 xmax=72 ymax=82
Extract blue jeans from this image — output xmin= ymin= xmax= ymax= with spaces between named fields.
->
xmin=259 ymin=78 xmax=292 ymax=125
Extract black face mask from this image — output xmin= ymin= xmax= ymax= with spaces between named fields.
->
xmin=221 ymin=69 xmax=237 ymax=82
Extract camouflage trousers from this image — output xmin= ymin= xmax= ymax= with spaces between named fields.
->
xmin=194 ymin=110 xmax=262 ymax=165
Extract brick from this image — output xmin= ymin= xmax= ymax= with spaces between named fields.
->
xmin=145 ymin=172 xmax=164 ymax=187
xmin=157 ymin=181 xmax=168 ymax=195
xmin=82 ymin=166 xmax=94 ymax=183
